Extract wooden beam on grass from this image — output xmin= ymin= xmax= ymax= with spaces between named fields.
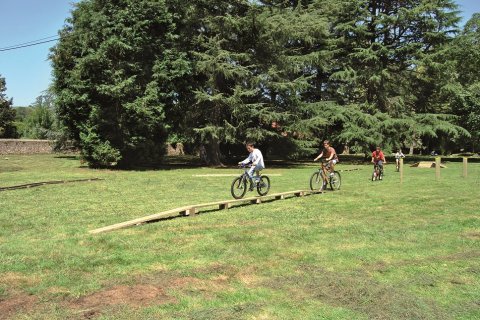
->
xmin=89 ymin=189 xmax=324 ymax=234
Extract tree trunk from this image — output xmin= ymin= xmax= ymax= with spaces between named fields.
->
xmin=199 ymin=137 xmax=225 ymax=167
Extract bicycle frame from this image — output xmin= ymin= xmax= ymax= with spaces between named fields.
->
xmin=231 ymin=164 xmax=270 ymax=199
xmin=372 ymin=163 xmax=383 ymax=180
xmin=310 ymin=159 xmax=341 ymax=191
xmin=319 ymin=161 xmax=331 ymax=184
xmin=239 ymin=165 xmax=259 ymax=184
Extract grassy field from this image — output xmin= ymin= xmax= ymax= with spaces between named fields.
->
xmin=0 ymin=154 xmax=479 ymax=319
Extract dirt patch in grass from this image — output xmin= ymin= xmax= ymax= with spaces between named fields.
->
xmin=0 ymin=294 xmax=38 ymax=319
xmin=169 ymin=274 xmax=232 ymax=300
xmin=264 ymin=266 xmax=449 ymax=320
xmin=72 ymin=284 xmax=174 ymax=308
xmin=68 ymin=284 xmax=175 ymax=319
xmin=66 ymin=269 xmax=236 ymax=318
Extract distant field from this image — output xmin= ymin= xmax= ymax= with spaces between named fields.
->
xmin=0 ymin=154 xmax=479 ymax=319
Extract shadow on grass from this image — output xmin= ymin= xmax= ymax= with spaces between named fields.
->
xmin=54 ymin=154 xmax=80 ymax=160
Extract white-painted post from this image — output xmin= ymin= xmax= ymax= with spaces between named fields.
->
xmin=463 ymin=157 xmax=468 ymax=178
xmin=399 ymin=158 xmax=404 ymax=184
xmin=435 ymin=157 xmax=441 ymax=180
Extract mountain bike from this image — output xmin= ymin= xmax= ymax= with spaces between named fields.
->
xmin=372 ymin=163 xmax=383 ymax=181
xmin=310 ymin=160 xmax=341 ymax=191
xmin=231 ymin=165 xmax=271 ymax=199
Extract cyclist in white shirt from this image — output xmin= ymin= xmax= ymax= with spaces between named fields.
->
xmin=239 ymin=142 xmax=265 ymax=190
xmin=395 ymin=149 xmax=405 ymax=171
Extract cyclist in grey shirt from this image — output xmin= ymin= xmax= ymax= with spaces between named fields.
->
xmin=239 ymin=142 xmax=265 ymax=190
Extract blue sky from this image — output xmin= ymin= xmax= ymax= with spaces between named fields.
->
xmin=0 ymin=0 xmax=478 ymax=107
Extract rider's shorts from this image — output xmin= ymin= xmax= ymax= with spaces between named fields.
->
xmin=248 ymin=164 xmax=264 ymax=177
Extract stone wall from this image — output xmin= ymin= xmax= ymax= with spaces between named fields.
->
xmin=0 ymin=139 xmax=54 ymax=155
xmin=0 ymin=139 xmax=186 ymax=156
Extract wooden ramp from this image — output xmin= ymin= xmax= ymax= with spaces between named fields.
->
xmin=89 ymin=189 xmax=322 ymax=234
xmin=410 ymin=161 xmax=447 ymax=168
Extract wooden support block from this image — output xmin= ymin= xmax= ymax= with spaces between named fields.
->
xmin=182 ymin=207 xmax=198 ymax=216
xmin=275 ymin=195 xmax=285 ymax=200
xmin=250 ymin=198 xmax=261 ymax=204
xmin=219 ymin=203 xmax=231 ymax=210
xmin=294 ymin=191 xmax=304 ymax=197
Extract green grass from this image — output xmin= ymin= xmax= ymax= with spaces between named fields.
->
xmin=0 ymin=154 xmax=479 ymax=319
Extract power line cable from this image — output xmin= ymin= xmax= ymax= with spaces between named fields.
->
xmin=0 ymin=35 xmax=58 ymax=50
xmin=0 ymin=36 xmax=59 ymax=52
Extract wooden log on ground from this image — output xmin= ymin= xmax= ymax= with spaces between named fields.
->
xmin=89 ymin=189 xmax=320 ymax=234
xmin=89 ymin=207 xmax=191 ymax=234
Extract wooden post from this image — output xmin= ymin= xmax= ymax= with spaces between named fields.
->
xmin=435 ymin=157 xmax=441 ymax=180
xmin=463 ymin=157 xmax=468 ymax=178
xmin=275 ymin=195 xmax=285 ymax=200
xmin=399 ymin=158 xmax=404 ymax=184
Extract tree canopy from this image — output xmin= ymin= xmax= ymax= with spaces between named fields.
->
xmin=50 ymin=0 xmax=479 ymax=166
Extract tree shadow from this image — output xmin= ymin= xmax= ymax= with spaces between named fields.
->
xmin=54 ymin=155 xmax=79 ymax=160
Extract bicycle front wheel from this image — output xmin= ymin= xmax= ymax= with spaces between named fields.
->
xmin=329 ymin=171 xmax=341 ymax=190
xmin=310 ymin=171 xmax=326 ymax=191
xmin=231 ymin=176 xmax=247 ymax=199
xmin=257 ymin=176 xmax=270 ymax=196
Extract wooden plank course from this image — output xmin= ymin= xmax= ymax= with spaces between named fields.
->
xmin=89 ymin=189 xmax=324 ymax=234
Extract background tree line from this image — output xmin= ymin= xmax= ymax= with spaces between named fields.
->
xmin=2 ymin=0 xmax=479 ymax=166
xmin=0 ymin=82 xmax=61 ymax=140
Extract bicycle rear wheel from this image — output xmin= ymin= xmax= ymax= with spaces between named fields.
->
xmin=231 ymin=176 xmax=247 ymax=199
xmin=329 ymin=171 xmax=341 ymax=190
xmin=257 ymin=176 xmax=270 ymax=196
xmin=310 ymin=171 xmax=327 ymax=191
